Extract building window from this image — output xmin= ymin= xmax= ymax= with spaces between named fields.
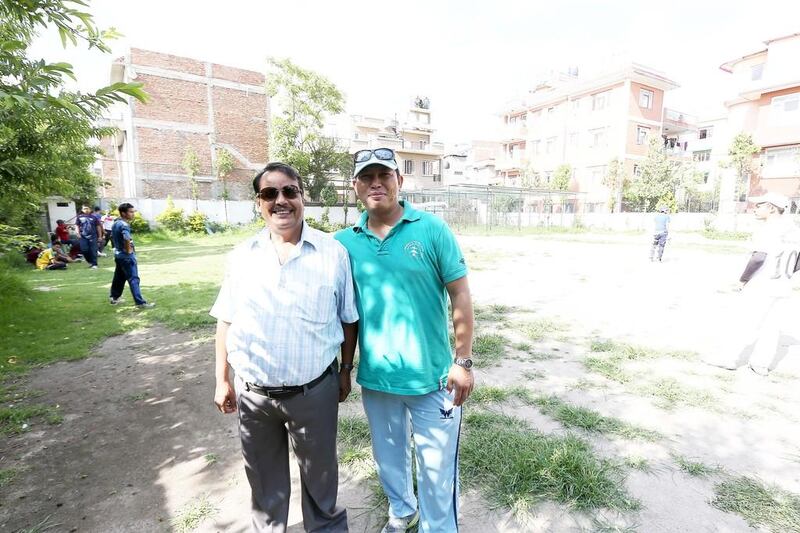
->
xmin=763 ymin=145 xmax=800 ymax=178
xmin=404 ymin=160 xmax=414 ymax=174
xmin=531 ymin=140 xmax=541 ymax=155
xmin=568 ymin=132 xmax=579 ymax=147
xmin=571 ymin=98 xmax=581 ymax=111
xmin=589 ymin=128 xmax=606 ymax=148
xmin=698 ymin=127 xmax=713 ymax=140
xmin=702 ymin=171 xmax=710 ymax=184
xmin=636 ymin=126 xmax=649 ymax=145
xmin=422 ymin=161 xmax=433 ymax=176
xmin=419 ymin=140 xmax=427 ymax=150
xmin=353 ymin=132 xmax=359 ymax=140
xmin=547 ymin=106 xmax=555 ymax=116
xmin=751 ymin=64 xmax=764 ymax=81
xmin=639 ymin=88 xmax=654 ymax=109
xmin=772 ymin=94 xmax=800 ymax=125
xmin=592 ymin=91 xmax=608 ymax=111
xmin=544 ymin=171 xmax=552 ymax=184
xmin=694 ymin=150 xmax=711 ymax=162
xmin=546 ymin=137 xmax=556 ymax=154
xmin=633 ymin=164 xmax=641 ymax=177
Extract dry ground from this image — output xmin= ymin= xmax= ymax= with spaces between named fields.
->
xmin=2 ymin=232 xmax=799 ymax=532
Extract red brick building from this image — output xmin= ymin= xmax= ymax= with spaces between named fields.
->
xmin=99 ymin=48 xmax=269 ymax=205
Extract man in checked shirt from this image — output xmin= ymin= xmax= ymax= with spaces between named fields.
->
xmin=211 ymin=162 xmax=358 ymax=532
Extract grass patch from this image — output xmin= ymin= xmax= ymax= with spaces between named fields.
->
xmin=171 ymin=496 xmax=216 ymax=533
xmin=533 ymin=396 xmax=661 ymax=441
xmin=0 ymin=467 xmax=19 ymax=487
xmin=712 ymin=476 xmax=800 ymax=531
xmin=203 ymin=453 xmax=218 ymax=466
xmin=474 ymin=304 xmax=515 ymax=324
xmin=637 ymin=378 xmax=716 ymax=410
xmin=673 ymin=455 xmax=720 ymax=477
xmin=0 ymin=403 xmax=62 ymax=435
xmin=0 ymin=231 xmax=248 ymax=380
xmin=512 ymin=341 xmax=532 ymax=352
xmin=460 ymin=411 xmax=639 ymax=513
xmin=521 ymin=370 xmax=545 ymax=380
xmin=470 ymin=385 xmax=534 ymax=405
xmin=623 ymin=456 xmax=650 ymax=472
xmin=584 ymin=356 xmax=631 ymax=384
xmin=517 ymin=318 xmax=566 ymax=341
xmin=337 ymin=415 xmax=374 ymax=468
xmin=472 ymin=333 xmax=508 ymax=368
xmin=702 ymin=228 xmax=751 ymax=241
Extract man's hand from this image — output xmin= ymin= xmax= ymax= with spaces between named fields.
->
xmin=446 ymin=364 xmax=474 ymax=407
xmin=214 ymin=379 xmax=237 ymax=414
xmin=338 ymin=370 xmax=352 ymax=403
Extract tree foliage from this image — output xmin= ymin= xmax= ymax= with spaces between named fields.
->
xmin=0 ymin=0 xmax=148 ymax=230
xmin=215 ymin=147 xmax=235 ymax=222
xmin=266 ymin=57 xmax=350 ymax=201
xmin=552 ymin=164 xmax=572 ymax=191
xmin=725 ymin=133 xmax=759 ymax=202
xmin=182 ymin=145 xmax=201 ymax=207
xmin=624 ymin=138 xmax=683 ymax=211
xmin=602 ymin=158 xmax=627 ymax=212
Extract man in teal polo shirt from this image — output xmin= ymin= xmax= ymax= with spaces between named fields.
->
xmin=335 ymin=148 xmax=475 ymax=533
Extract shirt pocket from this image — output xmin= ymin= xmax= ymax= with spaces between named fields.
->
xmin=299 ymin=285 xmax=337 ymax=324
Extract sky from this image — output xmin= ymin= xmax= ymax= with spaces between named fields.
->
xmin=29 ymin=0 xmax=800 ymax=145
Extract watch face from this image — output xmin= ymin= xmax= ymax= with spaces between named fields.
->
xmin=456 ymin=358 xmax=473 ymax=369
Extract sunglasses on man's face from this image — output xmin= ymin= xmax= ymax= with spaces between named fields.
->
xmin=353 ymin=148 xmax=396 ymax=164
xmin=257 ymin=185 xmax=301 ymax=201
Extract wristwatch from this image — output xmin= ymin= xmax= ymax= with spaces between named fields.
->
xmin=454 ymin=357 xmax=473 ymax=370
xmin=340 ymin=363 xmax=354 ymax=371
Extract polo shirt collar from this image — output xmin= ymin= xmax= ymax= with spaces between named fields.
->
xmin=354 ymin=201 xmax=421 ymax=233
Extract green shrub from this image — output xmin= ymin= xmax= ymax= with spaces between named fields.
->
xmin=305 ymin=216 xmax=347 ymax=234
xmin=0 ymin=224 xmax=39 ymax=254
xmin=186 ymin=211 xmax=209 ymax=234
xmin=155 ymin=196 xmax=186 ymax=231
xmin=129 ymin=212 xmax=151 ymax=233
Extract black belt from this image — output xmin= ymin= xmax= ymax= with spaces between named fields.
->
xmin=245 ymin=363 xmax=334 ymax=399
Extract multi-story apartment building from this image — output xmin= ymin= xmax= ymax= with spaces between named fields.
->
xmin=99 ymin=48 xmax=269 ymax=202
xmin=671 ymin=115 xmax=729 ymax=196
xmin=345 ymin=100 xmax=445 ymax=190
xmin=442 ymin=141 xmax=502 ymax=186
xmin=719 ymin=32 xmax=800 ymax=209
xmin=498 ymin=64 xmax=679 ymax=210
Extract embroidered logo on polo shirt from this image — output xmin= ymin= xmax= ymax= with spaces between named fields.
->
xmin=404 ymin=241 xmax=424 ymax=259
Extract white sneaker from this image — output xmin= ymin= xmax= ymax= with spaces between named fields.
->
xmin=110 ymin=297 xmax=122 ymax=305
xmin=749 ymin=365 xmax=769 ymax=376
xmin=135 ymin=302 xmax=155 ymax=309
xmin=381 ymin=511 xmax=419 ymax=533
xmin=90 ymin=265 xmax=98 ymax=269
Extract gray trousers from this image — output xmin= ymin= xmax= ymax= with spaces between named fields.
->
xmin=651 ymin=232 xmax=668 ymax=260
xmin=236 ymin=369 xmax=347 ymax=532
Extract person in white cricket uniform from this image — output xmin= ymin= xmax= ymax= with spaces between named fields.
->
xmin=709 ymin=192 xmax=800 ymax=375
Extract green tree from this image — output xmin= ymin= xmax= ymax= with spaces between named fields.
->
xmin=624 ymin=138 xmax=681 ymax=211
xmin=215 ymin=148 xmax=235 ymax=223
xmin=521 ymin=164 xmax=541 ymax=188
xmin=0 ymin=0 xmax=147 ymax=233
xmin=552 ymin=164 xmax=572 ymax=191
xmin=181 ymin=146 xmax=201 ymax=210
xmin=724 ymin=133 xmax=759 ymax=203
xmin=266 ymin=57 xmax=350 ymax=201
xmin=602 ymin=158 xmax=627 ymax=212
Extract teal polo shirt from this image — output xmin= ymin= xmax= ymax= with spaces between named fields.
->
xmin=335 ymin=201 xmax=467 ymax=395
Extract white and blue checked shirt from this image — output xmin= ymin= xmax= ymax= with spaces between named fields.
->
xmin=210 ymin=224 xmax=359 ymax=386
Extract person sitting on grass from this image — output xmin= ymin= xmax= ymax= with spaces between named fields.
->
xmin=36 ymin=243 xmax=69 ymax=270
xmin=55 ymin=219 xmax=81 ymax=259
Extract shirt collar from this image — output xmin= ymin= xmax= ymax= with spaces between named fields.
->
xmin=354 ymin=200 xmax=421 ymax=233
xmin=253 ymin=222 xmax=318 ymax=250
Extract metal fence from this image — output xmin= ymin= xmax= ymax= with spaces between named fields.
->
xmin=401 ymin=184 xmax=586 ymax=230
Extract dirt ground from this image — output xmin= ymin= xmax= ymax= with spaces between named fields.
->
xmin=2 ymin=233 xmax=799 ymax=532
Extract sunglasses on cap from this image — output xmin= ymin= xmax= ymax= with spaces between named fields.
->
xmin=257 ymin=185 xmax=301 ymax=201
xmin=353 ymin=148 xmax=396 ymax=164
